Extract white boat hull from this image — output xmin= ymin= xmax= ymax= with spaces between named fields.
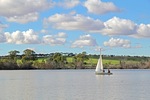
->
xmin=95 ymin=72 xmax=113 ymax=75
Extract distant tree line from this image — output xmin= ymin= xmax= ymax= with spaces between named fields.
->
xmin=0 ymin=49 xmax=150 ymax=70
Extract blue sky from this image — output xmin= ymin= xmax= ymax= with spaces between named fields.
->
xmin=0 ymin=0 xmax=150 ymax=56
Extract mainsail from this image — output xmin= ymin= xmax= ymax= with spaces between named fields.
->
xmin=95 ymin=49 xmax=103 ymax=73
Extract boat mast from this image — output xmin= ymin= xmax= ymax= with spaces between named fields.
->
xmin=100 ymin=48 xmax=103 ymax=71
xmin=100 ymin=48 xmax=102 ymax=57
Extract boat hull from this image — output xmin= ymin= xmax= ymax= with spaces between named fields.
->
xmin=95 ymin=72 xmax=113 ymax=75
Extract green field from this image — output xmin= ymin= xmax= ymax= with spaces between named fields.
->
xmin=1 ymin=52 xmax=149 ymax=69
xmin=17 ymin=57 xmax=138 ymax=66
xmin=12 ymin=56 xmax=144 ymax=69
xmin=36 ymin=57 xmax=138 ymax=65
xmin=66 ymin=57 xmax=120 ymax=65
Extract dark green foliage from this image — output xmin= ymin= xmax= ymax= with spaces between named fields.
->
xmin=73 ymin=52 xmax=89 ymax=69
xmin=19 ymin=61 xmax=35 ymax=69
xmin=46 ymin=52 xmax=67 ymax=69
xmin=23 ymin=49 xmax=37 ymax=61
xmin=8 ymin=50 xmax=20 ymax=60
xmin=0 ymin=59 xmax=19 ymax=70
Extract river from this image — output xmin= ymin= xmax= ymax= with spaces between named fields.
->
xmin=0 ymin=69 xmax=150 ymax=100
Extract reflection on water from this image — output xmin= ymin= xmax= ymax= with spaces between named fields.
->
xmin=0 ymin=69 xmax=150 ymax=100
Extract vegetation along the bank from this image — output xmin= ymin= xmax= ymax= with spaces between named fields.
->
xmin=0 ymin=49 xmax=150 ymax=70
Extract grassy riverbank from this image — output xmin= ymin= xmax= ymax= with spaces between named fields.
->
xmin=27 ymin=56 xmax=145 ymax=69
xmin=0 ymin=50 xmax=150 ymax=69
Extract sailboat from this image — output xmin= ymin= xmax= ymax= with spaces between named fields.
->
xmin=95 ymin=49 xmax=112 ymax=75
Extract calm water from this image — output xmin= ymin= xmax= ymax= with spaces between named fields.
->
xmin=0 ymin=69 xmax=150 ymax=100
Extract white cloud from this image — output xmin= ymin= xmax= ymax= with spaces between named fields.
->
xmin=135 ymin=24 xmax=150 ymax=38
xmin=0 ymin=0 xmax=53 ymax=17
xmin=101 ymin=17 xmax=150 ymax=39
xmin=104 ymin=38 xmax=131 ymax=48
xmin=43 ymin=32 xmax=67 ymax=45
xmin=84 ymin=0 xmax=120 ymax=14
xmin=57 ymin=32 xmax=67 ymax=38
xmin=57 ymin=0 xmax=80 ymax=8
xmin=0 ymin=0 xmax=53 ymax=23
xmin=44 ymin=14 xmax=150 ymax=39
xmin=40 ymin=29 xmax=48 ymax=34
xmin=101 ymin=17 xmax=150 ymax=38
xmin=4 ymin=29 xmax=40 ymax=44
xmin=102 ymin=17 xmax=137 ymax=36
xmin=6 ymin=12 xmax=39 ymax=24
xmin=71 ymin=34 xmax=97 ymax=48
xmin=44 ymin=13 xmax=104 ymax=32
xmin=0 ymin=23 xmax=8 ymax=42
xmin=0 ymin=29 xmax=68 ymax=46
xmin=0 ymin=33 xmax=6 ymax=42
xmin=0 ymin=23 xmax=8 ymax=32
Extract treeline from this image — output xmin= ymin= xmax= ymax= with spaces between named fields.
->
xmin=0 ymin=50 xmax=89 ymax=69
xmin=0 ymin=49 xmax=150 ymax=70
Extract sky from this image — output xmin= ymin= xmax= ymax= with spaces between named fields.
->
xmin=0 ymin=0 xmax=150 ymax=56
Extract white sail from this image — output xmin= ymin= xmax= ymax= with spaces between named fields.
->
xmin=95 ymin=49 xmax=103 ymax=73
xmin=95 ymin=49 xmax=113 ymax=75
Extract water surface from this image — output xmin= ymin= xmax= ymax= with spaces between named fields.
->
xmin=0 ymin=69 xmax=150 ymax=100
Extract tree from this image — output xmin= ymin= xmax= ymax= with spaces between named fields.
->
xmin=8 ymin=50 xmax=20 ymax=60
xmin=23 ymin=49 xmax=36 ymax=60
xmin=19 ymin=49 xmax=36 ymax=69
xmin=73 ymin=52 xmax=89 ymax=69
xmin=47 ymin=52 xmax=66 ymax=69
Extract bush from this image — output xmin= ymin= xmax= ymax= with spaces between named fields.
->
xmin=19 ymin=61 xmax=35 ymax=69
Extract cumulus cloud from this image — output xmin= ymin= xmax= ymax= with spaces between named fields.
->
xmin=102 ymin=17 xmax=137 ymax=36
xmin=44 ymin=13 xmax=104 ymax=32
xmin=57 ymin=0 xmax=80 ymax=8
xmin=0 ymin=0 xmax=53 ymax=23
xmin=0 ymin=23 xmax=8 ymax=32
xmin=0 ymin=23 xmax=8 ymax=42
xmin=4 ymin=29 xmax=40 ymax=44
xmin=43 ymin=32 xmax=67 ymax=45
xmin=101 ymin=17 xmax=150 ymax=38
xmin=6 ymin=12 xmax=39 ymax=24
xmin=84 ymin=0 xmax=120 ymax=14
xmin=104 ymin=38 xmax=131 ymax=48
xmin=0 ymin=33 xmax=6 ymax=42
xmin=0 ymin=0 xmax=53 ymax=17
xmin=40 ymin=29 xmax=48 ymax=34
xmin=0 ymin=28 xmax=68 ymax=46
xmin=71 ymin=34 xmax=97 ymax=48
xmin=44 ymin=14 xmax=150 ymax=39
xmin=135 ymin=24 xmax=150 ymax=38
